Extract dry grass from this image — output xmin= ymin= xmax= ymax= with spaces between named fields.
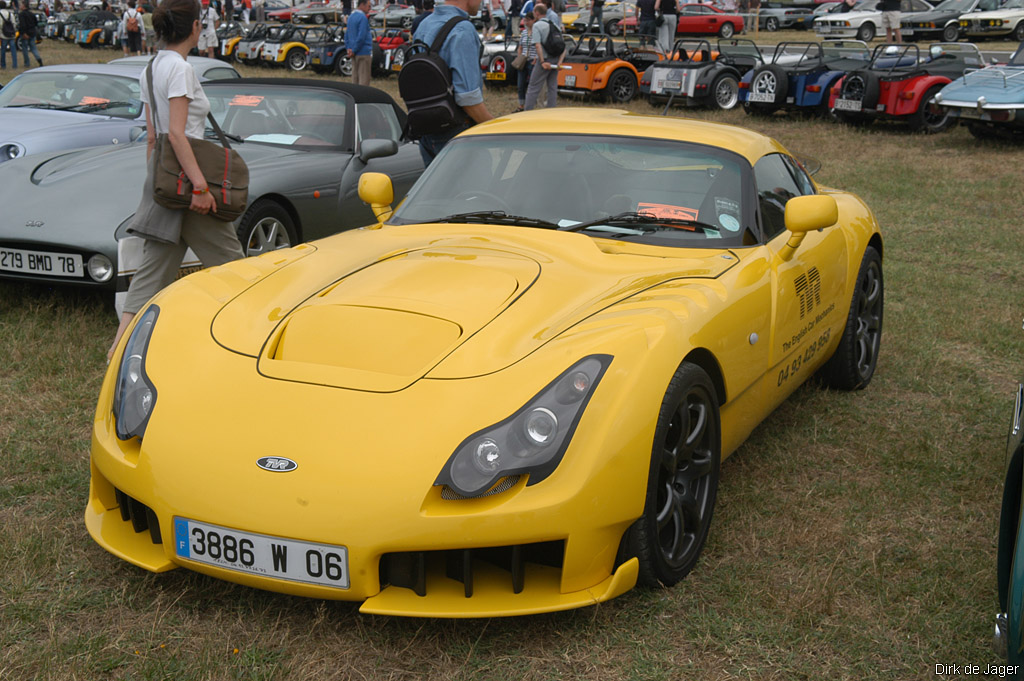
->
xmin=2 ymin=34 xmax=1024 ymax=681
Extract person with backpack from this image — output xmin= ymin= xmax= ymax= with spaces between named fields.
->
xmin=16 ymin=0 xmax=41 ymax=66
xmin=407 ymin=0 xmax=493 ymax=164
xmin=344 ymin=0 xmax=372 ymax=86
xmin=0 ymin=0 xmax=18 ymax=69
xmin=524 ymin=3 xmax=563 ymax=111
xmin=123 ymin=0 xmax=143 ymax=56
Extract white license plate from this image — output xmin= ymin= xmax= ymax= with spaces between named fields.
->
xmin=902 ymin=28 xmax=913 ymax=34
xmin=566 ymin=74 xmax=576 ymax=87
xmin=748 ymin=91 xmax=774 ymax=103
xmin=0 ymin=247 xmax=83 ymax=277
xmin=835 ymin=98 xmax=862 ymax=112
xmin=174 ymin=517 xmax=350 ymax=589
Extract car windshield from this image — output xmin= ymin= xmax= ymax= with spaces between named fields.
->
xmin=390 ymin=134 xmax=752 ymax=247
xmin=852 ymin=0 xmax=878 ymax=9
xmin=1004 ymin=0 xmax=1024 ymax=8
xmin=932 ymin=0 xmax=975 ymax=9
xmin=207 ymin=86 xmax=350 ymax=147
xmin=822 ymin=40 xmax=870 ymax=62
xmin=0 ymin=71 xmax=142 ymax=118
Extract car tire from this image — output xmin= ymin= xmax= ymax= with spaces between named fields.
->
xmin=718 ymin=21 xmax=735 ymax=38
xmin=286 ymin=47 xmax=307 ymax=71
xmin=749 ymin=64 xmax=789 ymax=107
xmin=1013 ymin=21 xmax=1024 ymax=41
xmin=621 ymin=361 xmax=721 ymax=588
xmin=711 ymin=72 xmax=739 ymax=109
xmin=841 ymin=69 xmax=880 ymax=110
xmin=401 ymin=15 xmax=413 ymax=28
xmin=907 ymin=84 xmax=952 ymax=133
xmin=942 ymin=23 xmax=959 ymax=41
xmin=392 ymin=44 xmax=410 ymax=71
xmin=967 ymin=121 xmax=1000 ymax=140
xmin=818 ymin=246 xmax=883 ymax=391
xmin=765 ymin=16 xmax=779 ymax=32
xmin=237 ymin=200 xmax=298 ymax=258
xmin=856 ymin=22 xmax=875 ymax=41
xmin=371 ymin=42 xmax=387 ymax=76
xmin=605 ymin=68 xmax=638 ymax=102
xmin=486 ymin=52 xmax=513 ymax=87
xmin=314 ymin=12 xmax=326 ymax=24
xmin=336 ymin=53 xmax=353 ymax=77
xmin=606 ymin=19 xmax=621 ymax=36
xmin=742 ymin=100 xmax=777 ymax=116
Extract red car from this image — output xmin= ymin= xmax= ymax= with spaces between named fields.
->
xmin=620 ymin=3 xmax=744 ymax=38
xmin=268 ymin=0 xmax=328 ymax=22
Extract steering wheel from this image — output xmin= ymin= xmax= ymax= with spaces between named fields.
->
xmin=453 ymin=190 xmax=510 ymax=212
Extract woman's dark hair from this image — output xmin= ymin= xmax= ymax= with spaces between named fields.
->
xmin=153 ymin=0 xmax=199 ymax=44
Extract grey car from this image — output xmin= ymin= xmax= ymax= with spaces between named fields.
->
xmin=0 ymin=60 xmax=240 ymax=165
xmin=0 ymin=79 xmax=425 ymax=297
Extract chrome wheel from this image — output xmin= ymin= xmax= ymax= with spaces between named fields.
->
xmin=238 ymin=201 xmax=297 ymax=258
xmin=713 ymin=73 xmax=739 ymax=109
xmin=751 ymin=69 xmax=777 ymax=102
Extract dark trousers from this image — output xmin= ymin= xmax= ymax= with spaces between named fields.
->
xmin=587 ymin=3 xmax=603 ymax=32
xmin=418 ymin=121 xmax=471 ymax=166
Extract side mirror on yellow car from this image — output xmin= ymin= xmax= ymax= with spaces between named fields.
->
xmin=358 ymin=172 xmax=394 ymax=227
xmin=778 ymin=194 xmax=839 ymax=261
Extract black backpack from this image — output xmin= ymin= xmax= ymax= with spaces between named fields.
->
xmin=398 ymin=16 xmax=469 ymax=140
xmin=541 ymin=19 xmax=564 ymax=59
xmin=0 ymin=11 xmax=15 ymax=38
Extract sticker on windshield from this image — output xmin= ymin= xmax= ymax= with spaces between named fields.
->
xmin=79 ymin=96 xmax=110 ymax=105
xmin=637 ymin=202 xmax=699 ymax=226
xmin=715 ymin=197 xmax=741 ymax=231
xmin=230 ymin=95 xmax=265 ymax=107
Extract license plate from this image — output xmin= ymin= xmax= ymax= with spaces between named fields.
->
xmin=174 ymin=518 xmax=350 ymax=589
xmin=485 ymin=71 xmax=506 ymax=80
xmin=0 ymin=247 xmax=83 ymax=277
xmin=748 ymin=91 xmax=774 ymax=103
xmin=391 ymin=62 xmax=402 ymax=71
xmin=902 ymin=28 xmax=913 ymax=35
xmin=312 ymin=56 xmax=320 ymax=63
xmin=565 ymin=75 xmax=577 ymax=87
xmin=835 ymin=98 xmax=862 ymax=111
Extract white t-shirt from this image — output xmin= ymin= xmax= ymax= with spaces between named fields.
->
xmin=140 ymin=51 xmax=210 ymax=139
xmin=201 ymin=6 xmax=218 ymax=33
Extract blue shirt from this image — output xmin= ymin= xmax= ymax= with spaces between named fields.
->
xmin=412 ymin=5 xmax=484 ymax=108
xmin=520 ymin=0 xmax=534 ymax=16
xmin=345 ymin=9 xmax=372 ymax=56
xmin=410 ymin=9 xmax=431 ymax=34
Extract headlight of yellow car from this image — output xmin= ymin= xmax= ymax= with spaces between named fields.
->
xmin=435 ymin=355 xmax=612 ymax=498
xmin=113 ymin=305 xmax=159 ymax=441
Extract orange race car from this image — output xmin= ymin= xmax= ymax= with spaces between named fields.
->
xmin=557 ymin=33 xmax=665 ymax=103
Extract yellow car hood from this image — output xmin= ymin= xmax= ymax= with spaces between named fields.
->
xmin=210 ymin=224 xmax=736 ymax=391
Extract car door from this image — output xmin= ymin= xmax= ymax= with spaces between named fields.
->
xmin=754 ymin=152 xmax=848 ymax=409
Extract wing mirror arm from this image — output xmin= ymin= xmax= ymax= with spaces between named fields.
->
xmin=777 ymin=194 xmax=839 ymax=262
xmin=358 ymin=172 xmax=395 ymax=227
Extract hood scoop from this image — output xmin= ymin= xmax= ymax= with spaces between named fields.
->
xmin=256 ymin=249 xmax=538 ymax=392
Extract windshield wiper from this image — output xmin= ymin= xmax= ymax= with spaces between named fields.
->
xmin=5 ymin=102 xmax=82 ymax=110
xmin=205 ymin=129 xmax=244 ymax=144
xmin=72 ymin=100 xmax=139 ymax=113
xmin=423 ymin=210 xmax=561 ymax=229
xmin=560 ymin=211 xmax=721 ymax=234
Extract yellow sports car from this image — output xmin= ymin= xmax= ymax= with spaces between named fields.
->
xmin=87 ymin=109 xmax=883 ymax=618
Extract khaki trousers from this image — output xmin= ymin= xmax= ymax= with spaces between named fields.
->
xmin=353 ymin=54 xmax=372 ymax=86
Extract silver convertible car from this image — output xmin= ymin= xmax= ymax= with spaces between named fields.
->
xmin=0 ymin=59 xmax=240 ymax=165
xmin=0 ymin=79 xmax=424 ymax=298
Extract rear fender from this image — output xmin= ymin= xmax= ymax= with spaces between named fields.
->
xmin=892 ymin=75 xmax=950 ymax=115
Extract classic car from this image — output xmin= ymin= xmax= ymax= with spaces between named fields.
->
xmin=814 ymin=0 xmax=935 ymax=41
xmin=374 ymin=28 xmax=409 ymax=76
xmin=959 ymin=0 xmax=1024 ymax=41
xmin=994 ymin=345 xmax=1024 ymax=668
xmin=933 ymin=40 xmax=1024 ymax=138
xmin=294 ymin=0 xmax=346 ymax=24
xmin=61 ymin=9 xmax=93 ymax=41
xmin=619 ymin=3 xmax=745 ymax=37
xmin=107 ymin=55 xmax=243 ymax=81
xmin=558 ymin=33 xmax=661 ymax=102
xmin=74 ymin=9 xmax=117 ymax=48
xmin=643 ymin=38 xmax=756 ymax=109
xmin=830 ymin=42 xmax=984 ymax=131
xmin=757 ymin=3 xmax=816 ymax=31
xmin=268 ymin=0 xmax=328 ymax=22
xmin=901 ymin=0 xmax=1000 ymax=42
xmin=306 ymin=22 xmax=350 ymax=74
xmin=87 ymin=108 xmax=883 ymax=617
xmin=0 ymin=60 xmax=238 ymax=166
xmin=481 ymin=34 xmax=530 ymax=88
xmin=741 ymin=39 xmax=871 ymax=116
xmin=0 ymin=80 xmax=424 ymax=293
xmin=261 ymin=24 xmax=329 ymax=70
xmin=570 ymin=1 xmax=636 ymax=35
xmin=234 ymin=22 xmax=271 ymax=64
xmin=370 ymin=3 xmax=416 ymax=28
xmin=215 ymin=21 xmax=249 ymax=60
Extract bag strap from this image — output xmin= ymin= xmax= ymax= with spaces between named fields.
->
xmin=428 ymin=15 xmax=467 ymax=54
xmin=146 ymin=56 xmax=233 ymax=150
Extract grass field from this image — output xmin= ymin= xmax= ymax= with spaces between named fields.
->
xmin=1 ymin=36 xmax=1024 ymax=681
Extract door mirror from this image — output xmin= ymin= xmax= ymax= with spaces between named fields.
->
xmin=129 ymin=125 xmax=146 ymax=142
xmin=358 ymin=172 xmax=395 ymax=225
xmin=358 ymin=138 xmax=398 ymax=164
xmin=784 ymin=194 xmax=838 ymax=234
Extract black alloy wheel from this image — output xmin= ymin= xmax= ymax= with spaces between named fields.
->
xmin=622 ymin=362 xmax=721 ymax=587
xmin=908 ymin=84 xmax=952 ymax=133
xmin=819 ymin=246 xmax=883 ymax=390
xmin=605 ymin=68 xmax=638 ymax=102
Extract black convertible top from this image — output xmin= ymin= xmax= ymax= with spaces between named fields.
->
xmin=203 ymin=78 xmax=400 ymax=106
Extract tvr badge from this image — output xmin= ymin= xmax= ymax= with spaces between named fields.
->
xmin=256 ymin=456 xmax=298 ymax=472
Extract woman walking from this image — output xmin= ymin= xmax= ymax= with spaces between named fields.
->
xmin=109 ymin=0 xmax=243 ymax=358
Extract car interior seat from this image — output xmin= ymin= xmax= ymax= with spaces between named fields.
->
xmin=229 ymin=108 xmax=273 ymax=138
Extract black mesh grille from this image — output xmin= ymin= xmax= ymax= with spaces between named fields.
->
xmin=379 ymin=540 xmax=564 ymax=598
xmin=113 ymin=488 xmax=163 ymax=545
xmin=440 ymin=475 xmax=521 ymax=501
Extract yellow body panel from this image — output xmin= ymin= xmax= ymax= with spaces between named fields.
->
xmin=88 ymin=109 xmax=881 ymax=616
